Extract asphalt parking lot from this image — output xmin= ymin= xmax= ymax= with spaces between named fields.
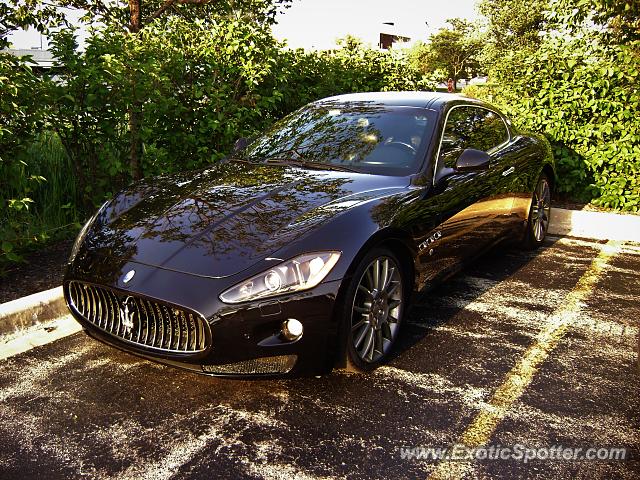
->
xmin=0 ymin=235 xmax=638 ymax=479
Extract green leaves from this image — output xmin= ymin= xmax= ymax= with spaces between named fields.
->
xmin=0 ymin=3 xmax=431 ymax=270
xmin=7 ymin=198 xmax=35 ymax=212
xmin=3 ymin=251 xmax=22 ymax=262
xmin=470 ymin=0 xmax=640 ymax=211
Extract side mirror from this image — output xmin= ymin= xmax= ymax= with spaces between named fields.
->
xmin=233 ymin=137 xmax=251 ymax=154
xmin=455 ymin=148 xmax=490 ymax=172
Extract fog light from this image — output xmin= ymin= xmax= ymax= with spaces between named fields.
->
xmin=282 ymin=318 xmax=303 ymax=341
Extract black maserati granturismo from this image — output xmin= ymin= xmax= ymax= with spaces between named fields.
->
xmin=64 ymin=92 xmax=554 ymax=377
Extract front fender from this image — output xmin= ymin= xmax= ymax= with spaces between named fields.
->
xmin=268 ymin=190 xmax=419 ymax=285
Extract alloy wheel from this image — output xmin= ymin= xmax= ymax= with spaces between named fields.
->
xmin=350 ymin=256 xmax=403 ymax=363
xmin=531 ymin=178 xmax=551 ymax=241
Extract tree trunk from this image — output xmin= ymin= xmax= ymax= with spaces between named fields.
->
xmin=128 ymin=105 xmax=143 ymax=180
xmin=128 ymin=0 xmax=143 ymax=181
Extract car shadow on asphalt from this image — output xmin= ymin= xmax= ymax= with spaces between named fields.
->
xmin=387 ymin=237 xmax=563 ymax=365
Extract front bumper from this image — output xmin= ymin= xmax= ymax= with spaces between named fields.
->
xmin=63 ymin=259 xmax=344 ymax=377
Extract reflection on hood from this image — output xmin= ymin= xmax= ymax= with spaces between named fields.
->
xmin=83 ymin=161 xmax=406 ymax=278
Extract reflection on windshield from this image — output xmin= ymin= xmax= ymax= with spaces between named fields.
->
xmin=242 ymin=101 xmax=435 ymax=176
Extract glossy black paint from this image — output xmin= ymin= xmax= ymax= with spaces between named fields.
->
xmin=455 ymin=148 xmax=491 ymax=172
xmin=64 ymin=92 xmax=555 ymax=377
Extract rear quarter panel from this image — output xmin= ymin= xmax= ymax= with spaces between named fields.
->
xmin=510 ymin=132 xmax=555 ymax=223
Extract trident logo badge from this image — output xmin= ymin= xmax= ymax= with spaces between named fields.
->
xmin=120 ymin=297 xmax=136 ymax=334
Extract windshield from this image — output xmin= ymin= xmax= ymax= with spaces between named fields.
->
xmin=241 ymin=101 xmax=436 ymax=176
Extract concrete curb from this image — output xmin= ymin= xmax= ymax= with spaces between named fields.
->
xmin=548 ymin=207 xmax=640 ymax=242
xmin=0 ymin=207 xmax=638 ymax=339
xmin=0 ymin=286 xmax=68 ymax=337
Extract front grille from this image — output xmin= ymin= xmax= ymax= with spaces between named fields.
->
xmin=202 ymin=355 xmax=297 ymax=375
xmin=67 ymin=281 xmax=209 ymax=354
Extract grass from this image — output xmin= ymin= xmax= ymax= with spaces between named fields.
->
xmin=1 ymin=131 xmax=82 ymax=272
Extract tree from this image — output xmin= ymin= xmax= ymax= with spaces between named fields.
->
xmin=477 ymin=0 xmax=548 ymax=84
xmin=117 ymin=0 xmax=291 ymax=179
xmin=418 ymin=19 xmax=484 ymax=90
xmin=2 ymin=0 xmax=289 ymax=182
xmin=551 ymin=0 xmax=640 ymax=43
xmin=0 ymin=0 xmax=67 ymax=49
xmin=478 ymin=0 xmax=548 ymax=54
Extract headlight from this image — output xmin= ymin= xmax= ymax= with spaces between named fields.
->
xmin=68 ymin=201 xmax=109 ymax=263
xmin=220 ymin=251 xmax=341 ymax=304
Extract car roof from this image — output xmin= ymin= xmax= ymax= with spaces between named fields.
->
xmin=315 ymin=91 xmax=485 ymax=109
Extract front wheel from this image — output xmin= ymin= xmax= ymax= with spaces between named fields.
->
xmin=342 ymin=248 xmax=407 ymax=372
xmin=521 ymin=174 xmax=552 ymax=249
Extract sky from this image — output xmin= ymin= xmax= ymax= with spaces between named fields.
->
xmin=7 ymin=0 xmax=479 ymax=51
xmin=7 ymin=7 xmax=86 ymax=50
xmin=272 ymin=0 xmax=479 ymax=50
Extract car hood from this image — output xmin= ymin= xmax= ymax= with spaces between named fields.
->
xmin=83 ymin=161 xmax=407 ymax=278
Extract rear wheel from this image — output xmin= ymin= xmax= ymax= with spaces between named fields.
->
xmin=521 ymin=174 xmax=551 ymax=249
xmin=342 ymin=248 xmax=407 ymax=372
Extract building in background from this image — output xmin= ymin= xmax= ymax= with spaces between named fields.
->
xmin=2 ymin=48 xmax=56 ymax=71
xmin=379 ymin=32 xmax=411 ymax=49
xmin=377 ymin=21 xmax=412 ymax=49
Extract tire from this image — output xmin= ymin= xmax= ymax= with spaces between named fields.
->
xmin=521 ymin=173 xmax=552 ymax=250
xmin=340 ymin=247 xmax=408 ymax=372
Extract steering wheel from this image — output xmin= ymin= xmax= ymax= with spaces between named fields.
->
xmin=385 ymin=141 xmax=416 ymax=155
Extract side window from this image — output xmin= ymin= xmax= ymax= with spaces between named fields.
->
xmin=474 ymin=109 xmax=509 ymax=151
xmin=439 ymin=106 xmax=510 ymax=168
xmin=439 ymin=107 xmax=472 ymax=167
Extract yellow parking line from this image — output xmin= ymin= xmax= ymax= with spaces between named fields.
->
xmin=427 ymin=240 xmax=622 ymax=480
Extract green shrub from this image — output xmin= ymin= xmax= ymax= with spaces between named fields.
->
xmin=467 ymin=0 xmax=640 ymax=211
xmin=465 ymin=38 xmax=639 ymax=210
xmin=1 ymin=19 xmax=436 ymax=270
xmin=47 ymin=21 xmax=437 ymax=180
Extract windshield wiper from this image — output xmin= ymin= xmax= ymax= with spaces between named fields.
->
xmin=263 ymin=157 xmax=360 ymax=173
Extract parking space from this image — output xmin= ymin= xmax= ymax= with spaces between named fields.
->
xmin=0 ymin=236 xmax=638 ymax=479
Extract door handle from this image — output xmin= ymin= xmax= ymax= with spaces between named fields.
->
xmin=502 ymin=166 xmax=515 ymax=177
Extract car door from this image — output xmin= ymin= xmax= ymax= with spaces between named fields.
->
xmin=469 ymin=107 xmax=521 ymax=235
xmin=414 ymin=105 xmax=515 ymax=286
